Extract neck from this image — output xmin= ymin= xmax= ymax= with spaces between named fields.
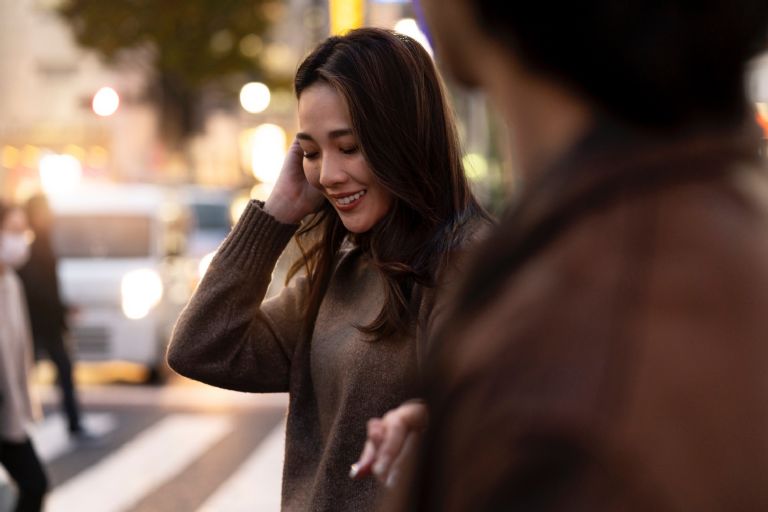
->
xmin=479 ymin=51 xmax=594 ymax=181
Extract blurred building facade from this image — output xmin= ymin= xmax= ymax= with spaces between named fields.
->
xmin=0 ymin=0 xmax=418 ymax=201
xmin=1 ymin=0 xmax=766 ymax=204
xmin=0 ymin=0 xmax=158 ymax=199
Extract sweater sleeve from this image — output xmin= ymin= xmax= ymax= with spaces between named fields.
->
xmin=166 ymin=200 xmax=305 ymax=393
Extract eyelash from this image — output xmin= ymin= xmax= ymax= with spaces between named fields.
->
xmin=302 ymin=146 xmax=359 ymax=160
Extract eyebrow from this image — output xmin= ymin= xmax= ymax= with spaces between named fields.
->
xmin=296 ymin=128 xmax=353 ymax=141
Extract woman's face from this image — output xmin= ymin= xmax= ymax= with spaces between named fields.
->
xmin=297 ymin=83 xmax=393 ymax=234
xmin=2 ymin=208 xmax=28 ymax=233
xmin=0 ymin=207 xmax=32 ymax=270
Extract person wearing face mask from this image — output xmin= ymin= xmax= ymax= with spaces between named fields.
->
xmin=0 ymin=230 xmax=31 ymax=269
xmin=0 ymin=201 xmax=49 ymax=512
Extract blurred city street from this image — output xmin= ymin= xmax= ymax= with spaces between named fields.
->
xmin=2 ymin=372 xmax=288 ymax=512
xmin=1 ymin=0 xmax=767 ymax=511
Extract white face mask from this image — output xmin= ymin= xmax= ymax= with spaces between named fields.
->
xmin=0 ymin=232 xmax=31 ymax=269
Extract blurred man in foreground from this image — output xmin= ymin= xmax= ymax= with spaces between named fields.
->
xmin=391 ymin=2 xmax=768 ymax=510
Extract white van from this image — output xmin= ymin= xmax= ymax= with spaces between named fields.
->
xmin=49 ymin=183 xmax=190 ymax=381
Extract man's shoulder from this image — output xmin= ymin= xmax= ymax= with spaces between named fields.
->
xmin=437 ymin=168 xmax=768 ymax=410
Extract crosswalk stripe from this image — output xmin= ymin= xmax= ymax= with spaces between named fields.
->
xmin=45 ymin=413 xmax=233 ymax=512
xmin=0 ymin=412 xmax=116 ymax=488
xmin=35 ymin=385 xmax=290 ymax=410
xmin=32 ymin=412 xmax=116 ymax=462
xmin=196 ymin=420 xmax=286 ymax=512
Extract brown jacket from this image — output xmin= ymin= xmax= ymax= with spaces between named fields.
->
xmin=167 ymin=201 xmax=484 ymax=511
xmin=406 ymin=125 xmax=768 ymax=511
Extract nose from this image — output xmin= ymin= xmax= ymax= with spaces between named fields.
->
xmin=318 ymin=153 xmax=348 ymax=189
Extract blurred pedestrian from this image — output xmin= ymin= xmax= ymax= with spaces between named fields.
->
xmin=167 ymin=27 xmax=489 ymax=511
xmin=17 ymin=193 xmax=90 ymax=441
xmin=367 ymin=1 xmax=768 ymax=511
xmin=0 ymin=201 xmax=49 ymax=512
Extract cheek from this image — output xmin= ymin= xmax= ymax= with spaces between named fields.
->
xmin=375 ymin=191 xmax=394 ymax=218
xmin=303 ymin=162 xmax=322 ymax=189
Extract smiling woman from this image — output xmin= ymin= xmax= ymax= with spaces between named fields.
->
xmin=167 ymin=27 xmax=491 ymax=511
xmin=296 ymin=82 xmax=393 ymax=234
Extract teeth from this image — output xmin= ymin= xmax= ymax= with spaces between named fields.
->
xmin=336 ymin=190 xmax=366 ymax=206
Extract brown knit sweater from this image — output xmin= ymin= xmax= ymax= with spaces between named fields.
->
xmin=167 ymin=200 xmax=482 ymax=511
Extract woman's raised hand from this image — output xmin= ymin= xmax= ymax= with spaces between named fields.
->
xmin=264 ymin=138 xmax=325 ymax=224
xmin=350 ymin=401 xmax=428 ymax=488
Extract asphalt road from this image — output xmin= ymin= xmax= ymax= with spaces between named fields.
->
xmin=0 ymin=376 xmax=289 ymax=512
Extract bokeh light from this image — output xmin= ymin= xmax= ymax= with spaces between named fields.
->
xmin=239 ymin=82 xmax=271 ymax=114
xmin=463 ymin=152 xmax=489 ymax=181
xmin=230 ymin=195 xmax=251 ymax=224
xmin=39 ymin=154 xmax=83 ymax=195
xmin=250 ymin=123 xmax=286 ymax=184
xmin=92 ymin=86 xmax=120 ymax=117
xmin=121 ymin=268 xmax=163 ymax=320
xmin=2 ymin=146 xmax=20 ymax=168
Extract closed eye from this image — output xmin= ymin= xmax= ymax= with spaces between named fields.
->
xmin=340 ymin=146 xmax=359 ymax=155
xmin=303 ymin=151 xmax=319 ymax=160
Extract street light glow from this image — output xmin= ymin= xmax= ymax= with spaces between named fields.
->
xmin=250 ymin=123 xmax=286 ymax=184
xmin=92 ymin=86 xmax=120 ymax=117
xmin=39 ymin=154 xmax=83 ymax=195
xmin=240 ymin=82 xmax=271 ymax=114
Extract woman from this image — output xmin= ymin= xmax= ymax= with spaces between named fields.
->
xmin=0 ymin=201 xmax=48 ymax=512
xmin=168 ymin=28 xmax=489 ymax=511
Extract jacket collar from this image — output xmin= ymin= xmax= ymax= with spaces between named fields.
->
xmin=459 ymin=119 xmax=764 ymax=312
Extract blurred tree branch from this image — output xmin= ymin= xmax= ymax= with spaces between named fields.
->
xmin=56 ymin=0 xmax=279 ymax=148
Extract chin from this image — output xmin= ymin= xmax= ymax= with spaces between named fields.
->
xmin=341 ymin=221 xmax=371 ymax=234
xmin=338 ymin=212 xmax=378 ymax=234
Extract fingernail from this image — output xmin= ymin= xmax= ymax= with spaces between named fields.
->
xmin=349 ymin=464 xmax=359 ymax=478
xmin=373 ymin=458 xmax=388 ymax=476
xmin=386 ymin=471 xmax=397 ymax=488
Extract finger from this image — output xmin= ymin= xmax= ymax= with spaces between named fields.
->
xmin=350 ymin=439 xmax=376 ymax=479
xmin=400 ymin=401 xmax=429 ymax=431
xmin=367 ymin=418 xmax=385 ymax=445
xmin=373 ymin=419 xmax=407 ymax=481
xmin=350 ymin=419 xmax=385 ymax=479
xmin=385 ymin=432 xmax=419 ymax=488
xmin=289 ymin=139 xmax=304 ymax=159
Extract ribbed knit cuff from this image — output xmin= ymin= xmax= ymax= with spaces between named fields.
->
xmin=214 ymin=200 xmax=299 ymax=271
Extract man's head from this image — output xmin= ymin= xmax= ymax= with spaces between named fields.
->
xmin=420 ymin=1 xmax=768 ymax=129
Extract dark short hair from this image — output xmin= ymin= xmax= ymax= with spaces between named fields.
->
xmin=470 ymin=1 xmax=768 ymax=128
xmin=24 ymin=193 xmax=52 ymax=233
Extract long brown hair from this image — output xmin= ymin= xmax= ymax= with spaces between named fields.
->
xmin=289 ymin=28 xmax=488 ymax=340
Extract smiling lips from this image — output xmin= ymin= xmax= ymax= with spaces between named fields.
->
xmin=332 ymin=189 xmax=367 ymax=211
